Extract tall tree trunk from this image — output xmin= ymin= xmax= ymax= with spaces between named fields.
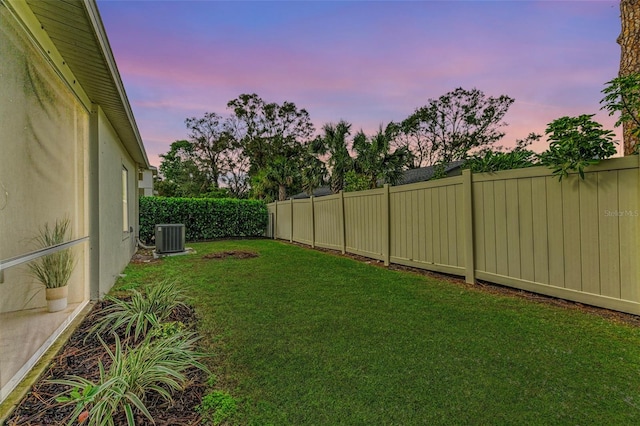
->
xmin=618 ymin=0 xmax=640 ymax=155
xmin=278 ymin=184 xmax=286 ymax=201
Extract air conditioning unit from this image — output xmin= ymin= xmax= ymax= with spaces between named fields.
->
xmin=155 ymin=224 xmax=185 ymax=254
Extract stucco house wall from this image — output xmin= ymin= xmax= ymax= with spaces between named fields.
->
xmin=95 ymin=107 xmax=140 ymax=297
xmin=0 ymin=0 xmax=150 ymax=406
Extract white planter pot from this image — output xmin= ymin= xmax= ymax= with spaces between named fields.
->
xmin=45 ymin=286 xmax=68 ymax=313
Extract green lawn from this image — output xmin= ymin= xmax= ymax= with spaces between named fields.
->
xmin=115 ymin=239 xmax=640 ymax=425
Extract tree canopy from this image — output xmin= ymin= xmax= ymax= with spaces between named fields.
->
xmin=394 ymin=88 xmax=514 ymax=167
xmin=311 ymin=121 xmax=353 ymax=194
xmin=156 ymin=86 xmax=622 ymax=199
xmin=156 ymin=140 xmax=214 ymax=197
xmin=227 ymin=93 xmax=315 ymax=175
xmin=352 ymin=125 xmax=413 ymax=190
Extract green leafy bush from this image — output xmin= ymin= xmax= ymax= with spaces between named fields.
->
xmin=463 ymin=148 xmax=538 ymax=173
xmin=463 ymin=134 xmax=540 ymax=173
xmin=539 ymin=114 xmax=617 ymax=180
xmin=197 ymin=390 xmax=239 ymax=425
xmin=139 ymin=197 xmax=267 ymax=244
xmin=601 ymin=73 xmax=640 ymax=139
xmin=344 ymin=170 xmax=370 ymax=192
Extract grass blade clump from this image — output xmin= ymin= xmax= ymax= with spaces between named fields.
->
xmin=90 ymin=280 xmax=186 ymax=342
xmin=53 ymin=332 xmax=208 ymax=426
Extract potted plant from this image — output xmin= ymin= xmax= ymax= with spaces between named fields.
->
xmin=29 ymin=218 xmax=75 ymax=312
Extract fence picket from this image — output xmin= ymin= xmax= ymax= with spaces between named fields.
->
xmin=268 ymin=156 xmax=640 ymax=315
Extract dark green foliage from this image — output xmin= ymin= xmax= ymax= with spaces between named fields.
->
xmin=464 ymin=149 xmax=538 ymax=173
xmin=227 ymin=93 xmax=315 ymax=175
xmin=397 ymin=87 xmax=514 ymax=166
xmin=463 ymin=133 xmax=540 ymax=173
xmin=300 ymin=154 xmax=327 ymax=196
xmin=311 ymin=121 xmax=354 ymax=193
xmin=157 ymin=140 xmax=218 ymax=198
xmin=352 ymin=124 xmax=413 ymax=189
xmin=139 ymin=197 xmax=267 ymax=244
xmin=601 ymin=73 xmax=640 ymax=136
xmin=539 ymin=114 xmax=617 ymax=180
xmin=197 ymin=390 xmax=239 ymax=425
xmin=601 ymin=73 xmax=640 ymax=155
xmin=343 ymin=170 xmax=369 ymax=192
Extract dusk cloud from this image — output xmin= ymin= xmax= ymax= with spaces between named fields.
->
xmin=98 ymin=0 xmax=622 ymax=167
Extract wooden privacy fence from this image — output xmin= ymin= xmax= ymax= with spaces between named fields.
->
xmin=267 ymin=156 xmax=640 ymax=315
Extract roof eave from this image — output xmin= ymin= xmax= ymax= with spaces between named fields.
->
xmin=81 ymin=0 xmax=150 ymax=168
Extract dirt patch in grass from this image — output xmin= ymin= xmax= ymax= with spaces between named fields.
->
xmin=5 ymin=302 xmax=206 ymax=426
xmin=130 ymin=249 xmax=160 ymax=264
xmin=202 ymin=250 xmax=259 ymax=260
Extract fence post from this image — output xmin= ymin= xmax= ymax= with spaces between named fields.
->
xmin=289 ymin=198 xmax=294 ymax=243
xmin=383 ymin=184 xmax=390 ymax=266
xmin=310 ymin=196 xmax=316 ymax=249
xmin=273 ymin=201 xmax=278 ymax=239
xmin=637 ymin=155 xmax=640 ymax=292
xmin=462 ymin=169 xmax=476 ymax=284
xmin=340 ymin=190 xmax=346 ymax=254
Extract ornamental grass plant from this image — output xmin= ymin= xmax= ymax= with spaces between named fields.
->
xmin=89 ymin=279 xmax=187 ymax=342
xmin=53 ymin=331 xmax=207 ymax=426
xmin=28 ymin=218 xmax=75 ymax=289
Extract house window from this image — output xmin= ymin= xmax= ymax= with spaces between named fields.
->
xmin=122 ymin=167 xmax=129 ymax=232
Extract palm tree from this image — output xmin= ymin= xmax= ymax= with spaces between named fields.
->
xmin=301 ymin=154 xmax=327 ymax=196
xmin=352 ymin=124 xmax=413 ymax=189
xmin=262 ymin=156 xmax=299 ymax=201
xmin=311 ymin=121 xmax=353 ymax=193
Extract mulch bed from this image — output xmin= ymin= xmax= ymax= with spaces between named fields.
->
xmin=5 ymin=301 xmax=206 ymax=426
xmin=130 ymin=249 xmax=160 ymax=264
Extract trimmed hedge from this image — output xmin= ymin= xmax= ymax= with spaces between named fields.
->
xmin=139 ymin=197 xmax=268 ymax=244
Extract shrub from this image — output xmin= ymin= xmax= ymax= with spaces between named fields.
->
xmin=463 ymin=133 xmax=540 ymax=173
xmin=139 ymin=197 xmax=268 ymax=244
xmin=463 ymin=148 xmax=538 ymax=173
xmin=539 ymin=114 xmax=617 ymax=180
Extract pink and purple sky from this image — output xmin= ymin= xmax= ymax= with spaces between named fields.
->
xmin=97 ymin=0 xmax=623 ymax=168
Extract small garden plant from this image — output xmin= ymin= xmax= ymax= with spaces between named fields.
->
xmin=28 ymin=217 xmax=75 ymax=289
xmin=88 ymin=279 xmax=187 ymax=342
xmin=197 ymin=390 xmax=239 ymax=426
xmin=52 ymin=280 xmax=209 ymax=426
